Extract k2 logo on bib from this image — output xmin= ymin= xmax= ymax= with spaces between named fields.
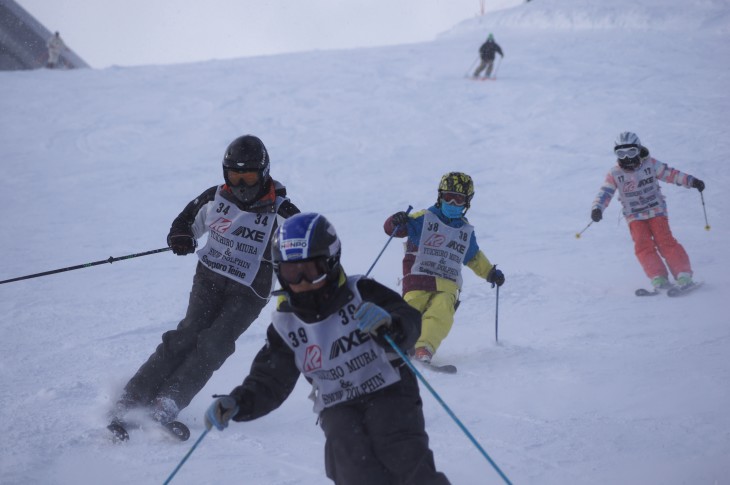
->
xmin=210 ymin=217 xmax=232 ymax=233
xmin=303 ymin=345 xmax=322 ymax=372
xmin=424 ymin=234 xmax=446 ymax=247
xmin=623 ymin=181 xmax=636 ymax=192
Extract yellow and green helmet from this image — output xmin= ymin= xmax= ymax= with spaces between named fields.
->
xmin=438 ymin=172 xmax=475 ymax=207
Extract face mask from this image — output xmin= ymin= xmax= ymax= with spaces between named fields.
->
xmin=440 ymin=201 xmax=464 ymax=219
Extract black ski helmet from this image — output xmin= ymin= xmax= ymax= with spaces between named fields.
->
xmin=222 ymin=135 xmax=271 ymax=204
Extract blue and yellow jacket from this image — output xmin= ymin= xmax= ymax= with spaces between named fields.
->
xmin=383 ymin=206 xmax=493 ymax=296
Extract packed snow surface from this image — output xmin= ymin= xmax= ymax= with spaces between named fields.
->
xmin=1 ymin=0 xmax=729 ymax=483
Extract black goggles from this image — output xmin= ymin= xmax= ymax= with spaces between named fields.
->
xmin=277 ymin=258 xmax=328 ymax=285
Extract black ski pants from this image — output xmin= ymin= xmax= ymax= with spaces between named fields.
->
xmin=319 ymin=366 xmax=450 ymax=485
xmin=121 ymin=263 xmax=268 ymax=412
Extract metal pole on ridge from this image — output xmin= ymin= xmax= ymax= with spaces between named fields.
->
xmin=0 ymin=247 xmax=172 ymax=285
xmin=383 ymin=334 xmax=513 ymax=485
xmin=365 ymin=205 xmax=413 ymax=277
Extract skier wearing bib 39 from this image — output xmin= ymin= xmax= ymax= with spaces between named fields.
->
xmin=108 ymin=135 xmax=299 ymax=441
xmin=383 ymin=172 xmax=505 ymax=365
xmin=205 ymin=213 xmax=450 ymax=485
xmin=591 ymin=132 xmax=705 ymax=291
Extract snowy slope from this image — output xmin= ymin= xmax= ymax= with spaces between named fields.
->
xmin=1 ymin=1 xmax=729 ymax=484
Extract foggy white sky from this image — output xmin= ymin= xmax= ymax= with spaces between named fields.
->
xmin=16 ymin=0 xmax=521 ymax=68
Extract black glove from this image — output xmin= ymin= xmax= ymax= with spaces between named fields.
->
xmin=391 ymin=211 xmax=409 ymax=227
xmin=486 ymin=267 xmax=505 ymax=287
xmin=205 ymin=396 xmax=239 ymax=431
xmin=692 ymin=178 xmax=705 ymax=192
xmin=167 ymin=232 xmax=196 ymax=255
xmin=591 ymin=208 xmax=603 ymax=222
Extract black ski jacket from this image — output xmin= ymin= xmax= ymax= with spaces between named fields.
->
xmin=479 ymin=40 xmax=503 ymax=61
xmin=167 ymin=178 xmax=299 ymax=298
xmin=228 ymin=276 xmax=422 ymax=421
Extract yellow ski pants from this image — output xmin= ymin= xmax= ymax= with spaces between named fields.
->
xmin=404 ymin=290 xmax=457 ymax=354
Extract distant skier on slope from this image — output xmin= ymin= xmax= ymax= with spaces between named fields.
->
xmin=205 ymin=213 xmax=451 ymax=484
xmin=383 ymin=172 xmax=505 ymax=365
xmin=107 ymin=134 xmax=300 ymax=441
xmin=473 ymin=33 xmax=504 ymax=79
xmin=590 ymin=131 xmax=705 ymax=291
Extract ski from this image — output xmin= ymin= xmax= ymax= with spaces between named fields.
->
xmin=417 ymin=361 xmax=457 ymax=374
xmin=667 ymin=281 xmax=703 ymax=297
xmin=635 ymin=281 xmax=703 ymax=298
xmin=107 ymin=419 xmax=130 ymax=443
xmin=107 ymin=418 xmax=190 ymax=443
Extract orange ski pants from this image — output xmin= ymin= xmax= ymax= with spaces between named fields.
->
xmin=628 ymin=216 xmax=692 ymax=279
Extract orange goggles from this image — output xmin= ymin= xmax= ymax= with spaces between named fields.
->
xmin=227 ymin=170 xmax=259 ymax=186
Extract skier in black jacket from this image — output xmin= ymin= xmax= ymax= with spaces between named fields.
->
xmin=205 ymin=212 xmax=450 ymax=485
xmin=473 ymin=33 xmax=504 ymax=79
xmin=108 ymin=135 xmax=300 ymax=441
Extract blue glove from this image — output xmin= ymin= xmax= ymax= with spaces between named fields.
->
xmin=355 ymin=302 xmax=392 ymax=336
xmin=205 ymin=396 xmax=238 ymax=431
xmin=486 ymin=267 xmax=505 ymax=288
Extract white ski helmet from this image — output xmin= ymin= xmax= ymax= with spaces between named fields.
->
xmin=614 ymin=131 xmax=643 ymax=171
xmin=614 ymin=131 xmax=641 ymax=149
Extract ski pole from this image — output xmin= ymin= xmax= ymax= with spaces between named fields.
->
xmin=495 ymin=285 xmax=500 ymax=342
xmin=163 ymin=428 xmax=210 ymax=485
xmin=0 ymin=247 xmax=172 ymax=285
xmin=365 ymin=205 xmax=413 ymax=277
xmin=700 ymin=192 xmax=711 ymax=231
xmin=383 ymin=334 xmax=513 ymax=485
xmin=488 ymin=264 xmax=501 ymax=342
xmin=464 ymin=56 xmax=479 ymax=78
xmin=574 ymin=221 xmax=593 ymax=239
xmin=492 ymin=56 xmax=503 ymax=79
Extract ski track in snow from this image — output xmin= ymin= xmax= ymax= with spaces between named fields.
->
xmin=1 ymin=0 xmax=730 ymax=483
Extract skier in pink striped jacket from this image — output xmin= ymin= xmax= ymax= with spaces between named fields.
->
xmin=591 ymin=132 xmax=705 ymax=290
